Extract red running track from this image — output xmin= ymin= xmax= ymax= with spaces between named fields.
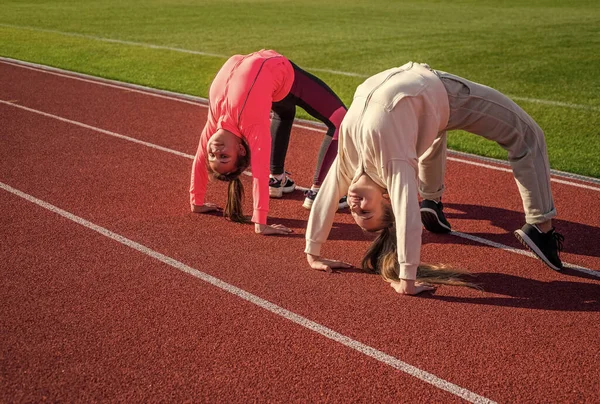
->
xmin=1 ymin=59 xmax=599 ymax=403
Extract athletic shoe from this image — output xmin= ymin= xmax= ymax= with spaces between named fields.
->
xmin=514 ymin=224 xmax=564 ymax=271
xmin=269 ymin=174 xmax=296 ymax=198
xmin=420 ymin=199 xmax=452 ymax=233
xmin=302 ymin=189 xmax=348 ymax=210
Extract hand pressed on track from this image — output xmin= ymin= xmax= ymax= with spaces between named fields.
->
xmin=390 ymin=279 xmax=436 ymax=295
xmin=255 ymin=223 xmax=293 ymax=235
xmin=307 ymin=254 xmax=352 ymax=273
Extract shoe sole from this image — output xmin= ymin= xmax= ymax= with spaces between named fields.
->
xmin=269 ymin=184 xmax=296 ymax=198
xmin=514 ymin=230 xmax=563 ymax=271
xmin=302 ymin=198 xmax=313 ymax=210
xmin=420 ymin=208 xmax=452 ymax=233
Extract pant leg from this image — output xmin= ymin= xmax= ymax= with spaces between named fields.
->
xmin=418 ymin=131 xmax=447 ymax=200
xmin=270 ymin=93 xmax=296 ymax=176
xmin=436 ymin=71 xmax=556 ymax=224
xmin=287 ymin=62 xmax=347 ymax=186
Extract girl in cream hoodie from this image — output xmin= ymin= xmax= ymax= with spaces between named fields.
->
xmin=305 ymin=62 xmax=563 ymax=295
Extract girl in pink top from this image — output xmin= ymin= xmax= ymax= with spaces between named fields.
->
xmin=190 ymin=50 xmax=347 ymax=235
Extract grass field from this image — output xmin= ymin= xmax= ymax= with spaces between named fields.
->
xmin=1 ymin=0 xmax=599 ymax=177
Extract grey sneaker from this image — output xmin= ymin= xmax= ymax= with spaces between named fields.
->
xmin=514 ymin=224 xmax=564 ymax=271
xmin=420 ymin=199 xmax=452 ymax=233
xmin=269 ymin=174 xmax=296 ymax=198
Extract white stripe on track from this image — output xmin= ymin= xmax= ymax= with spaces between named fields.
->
xmin=0 ymin=100 xmax=195 ymax=160
xmin=445 ymin=157 xmax=600 ymax=192
xmin=1 ymin=99 xmax=597 ymax=277
xmin=0 ymin=59 xmax=204 ymax=107
xmin=1 ymin=24 xmax=599 ymax=112
xmin=2 ymin=57 xmax=600 ymax=190
xmin=0 ymin=180 xmax=496 ymax=404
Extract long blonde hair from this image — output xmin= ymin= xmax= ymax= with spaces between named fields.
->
xmin=207 ymin=139 xmax=252 ymax=224
xmin=361 ymin=205 xmax=481 ymax=290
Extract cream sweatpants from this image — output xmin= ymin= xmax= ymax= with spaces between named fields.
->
xmin=418 ymin=71 xmax=556 ymax=224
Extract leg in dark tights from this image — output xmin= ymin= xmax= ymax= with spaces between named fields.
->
xmin=270 ymin=93 xmax=296 ymax=176
xmin=269 ymin=62 xmax=346 ymax=186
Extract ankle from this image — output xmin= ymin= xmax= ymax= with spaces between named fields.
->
xmin=534 ymin=221 xmax=553 ymax=233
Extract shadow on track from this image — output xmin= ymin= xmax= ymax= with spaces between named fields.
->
xmin=443 ymin=202 xmax=600 ymax=262
xmin=423 ymin=272 xmax=600 ymax=312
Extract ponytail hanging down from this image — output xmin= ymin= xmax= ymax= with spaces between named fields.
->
xmin=208 ymin=139 xmax=252 ymax=224
xmin=361 ymin=206 xmax=481 ymax=290
xmin=224 ymin=177 xmax=251 ymax=223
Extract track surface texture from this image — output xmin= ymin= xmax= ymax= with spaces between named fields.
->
xmin=1 ymin=59 xmax=599 ymax=403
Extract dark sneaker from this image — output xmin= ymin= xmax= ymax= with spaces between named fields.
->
xmin=338 ymin=195 xmax=348 ymax=210
xmin=420 ymin=199 xmax=452 ymax=233
xmin=302 ymin=189 xmax=348 ymax=210
xmin=514 ymin=224 xmax=564 ymax=271
xmin=269 ymin=174 xmax=296 ymax=198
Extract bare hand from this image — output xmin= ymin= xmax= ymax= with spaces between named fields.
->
xmin=390 ymin=279 xmax=436 ymax=295
xmin=254 ymin=223 xmax=293 ymax=235
xmin=307 ymin=254 xmax=352 ymax=273
xmin=191 ymin=203 xmax=222 ymax=213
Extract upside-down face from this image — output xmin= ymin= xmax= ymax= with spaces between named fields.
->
xmin=348 ymin=173 xmax=391 ymax=231
xmin=206 ymin=129 xmax=246 ymax=175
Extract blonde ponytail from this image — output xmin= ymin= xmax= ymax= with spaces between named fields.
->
xmin=362 ymin=206 xmax=481 ymax=290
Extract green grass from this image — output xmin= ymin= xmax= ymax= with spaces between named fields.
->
xmin=1 ymin=0 xmax=599 ymax=177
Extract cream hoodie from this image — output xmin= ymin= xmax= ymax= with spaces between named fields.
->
xmin=305 ymin=62 xmax=450 ymax=280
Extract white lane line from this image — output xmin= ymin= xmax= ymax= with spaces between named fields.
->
xmin=2 ymin=57 xmax=600 ymax=190
xmin=446 ymin=157 xmax=600 ymax=192
xmin=0 ymin=181 xmax=496 ymax=404
xmin=0 ymin=100 xmax=195 ymax=160
xmin=1 ymin=100 xmax=598 ymax=276
xmin=1 ymin=25 xmax=599 ymax=112
xmin=0 ymin=59 xmax=204 ymax=107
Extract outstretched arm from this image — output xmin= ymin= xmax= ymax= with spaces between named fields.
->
xmin=190 ymin=124 xmax=215 ymax=212
xmin=245 ymin=124 xmax=293 ymax=235
xmin=305 ymin=157 xmax=352 ymax=270
xmin=385 ymin=159 xmax=428 ymax=295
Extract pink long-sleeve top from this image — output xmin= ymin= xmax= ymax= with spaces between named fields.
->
xmin=190 ymin=50 xmax=295 ymax=225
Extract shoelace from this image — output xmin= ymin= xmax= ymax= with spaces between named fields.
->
xmin=551 ymin=230 xmax=565 ymax=253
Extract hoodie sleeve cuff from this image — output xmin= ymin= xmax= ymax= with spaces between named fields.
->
xmin=252 ymin=209 xmax=268 ymax=225
xmin=304 ymin=240 xmax=323 ymax=257
xmin=399 ymin=264 xmax=418 ymax=281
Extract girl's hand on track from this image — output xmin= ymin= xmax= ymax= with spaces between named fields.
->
xmin=390 ymin=279 xmax=436 ymax=295
xmin=192 ymin=203 xmax=222 ymax=213
xmin=254 ymin=223 xmax=293 ymax=235
xmin=307 ymin=254 xmax=352 ymax=273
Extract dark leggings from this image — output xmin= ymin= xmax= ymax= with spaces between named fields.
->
xmin=270 ymin=61 xmax=346 ymax=186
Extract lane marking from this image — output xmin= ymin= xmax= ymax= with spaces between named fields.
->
xmin=3 ymin=56 xmax=600 ymax=185
xmin=2 ymin=76 xmax=598 ymax=192
xmin=0 ymin=59 xmax=204 ymax=107
xmin=1 ymin=99 xmax=598 ymax=277
xmin=1 ymin=25 xmax=599 ymax=111
xmin=0 ymin=180 xmax=496 ymax=404
xmin=3 ymin=56 xmax=600 ymax=187
xmin=0 ymin=100 xmax=195 ymax=160
xmin=445 ymin=157 xmax=600 ymax=192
